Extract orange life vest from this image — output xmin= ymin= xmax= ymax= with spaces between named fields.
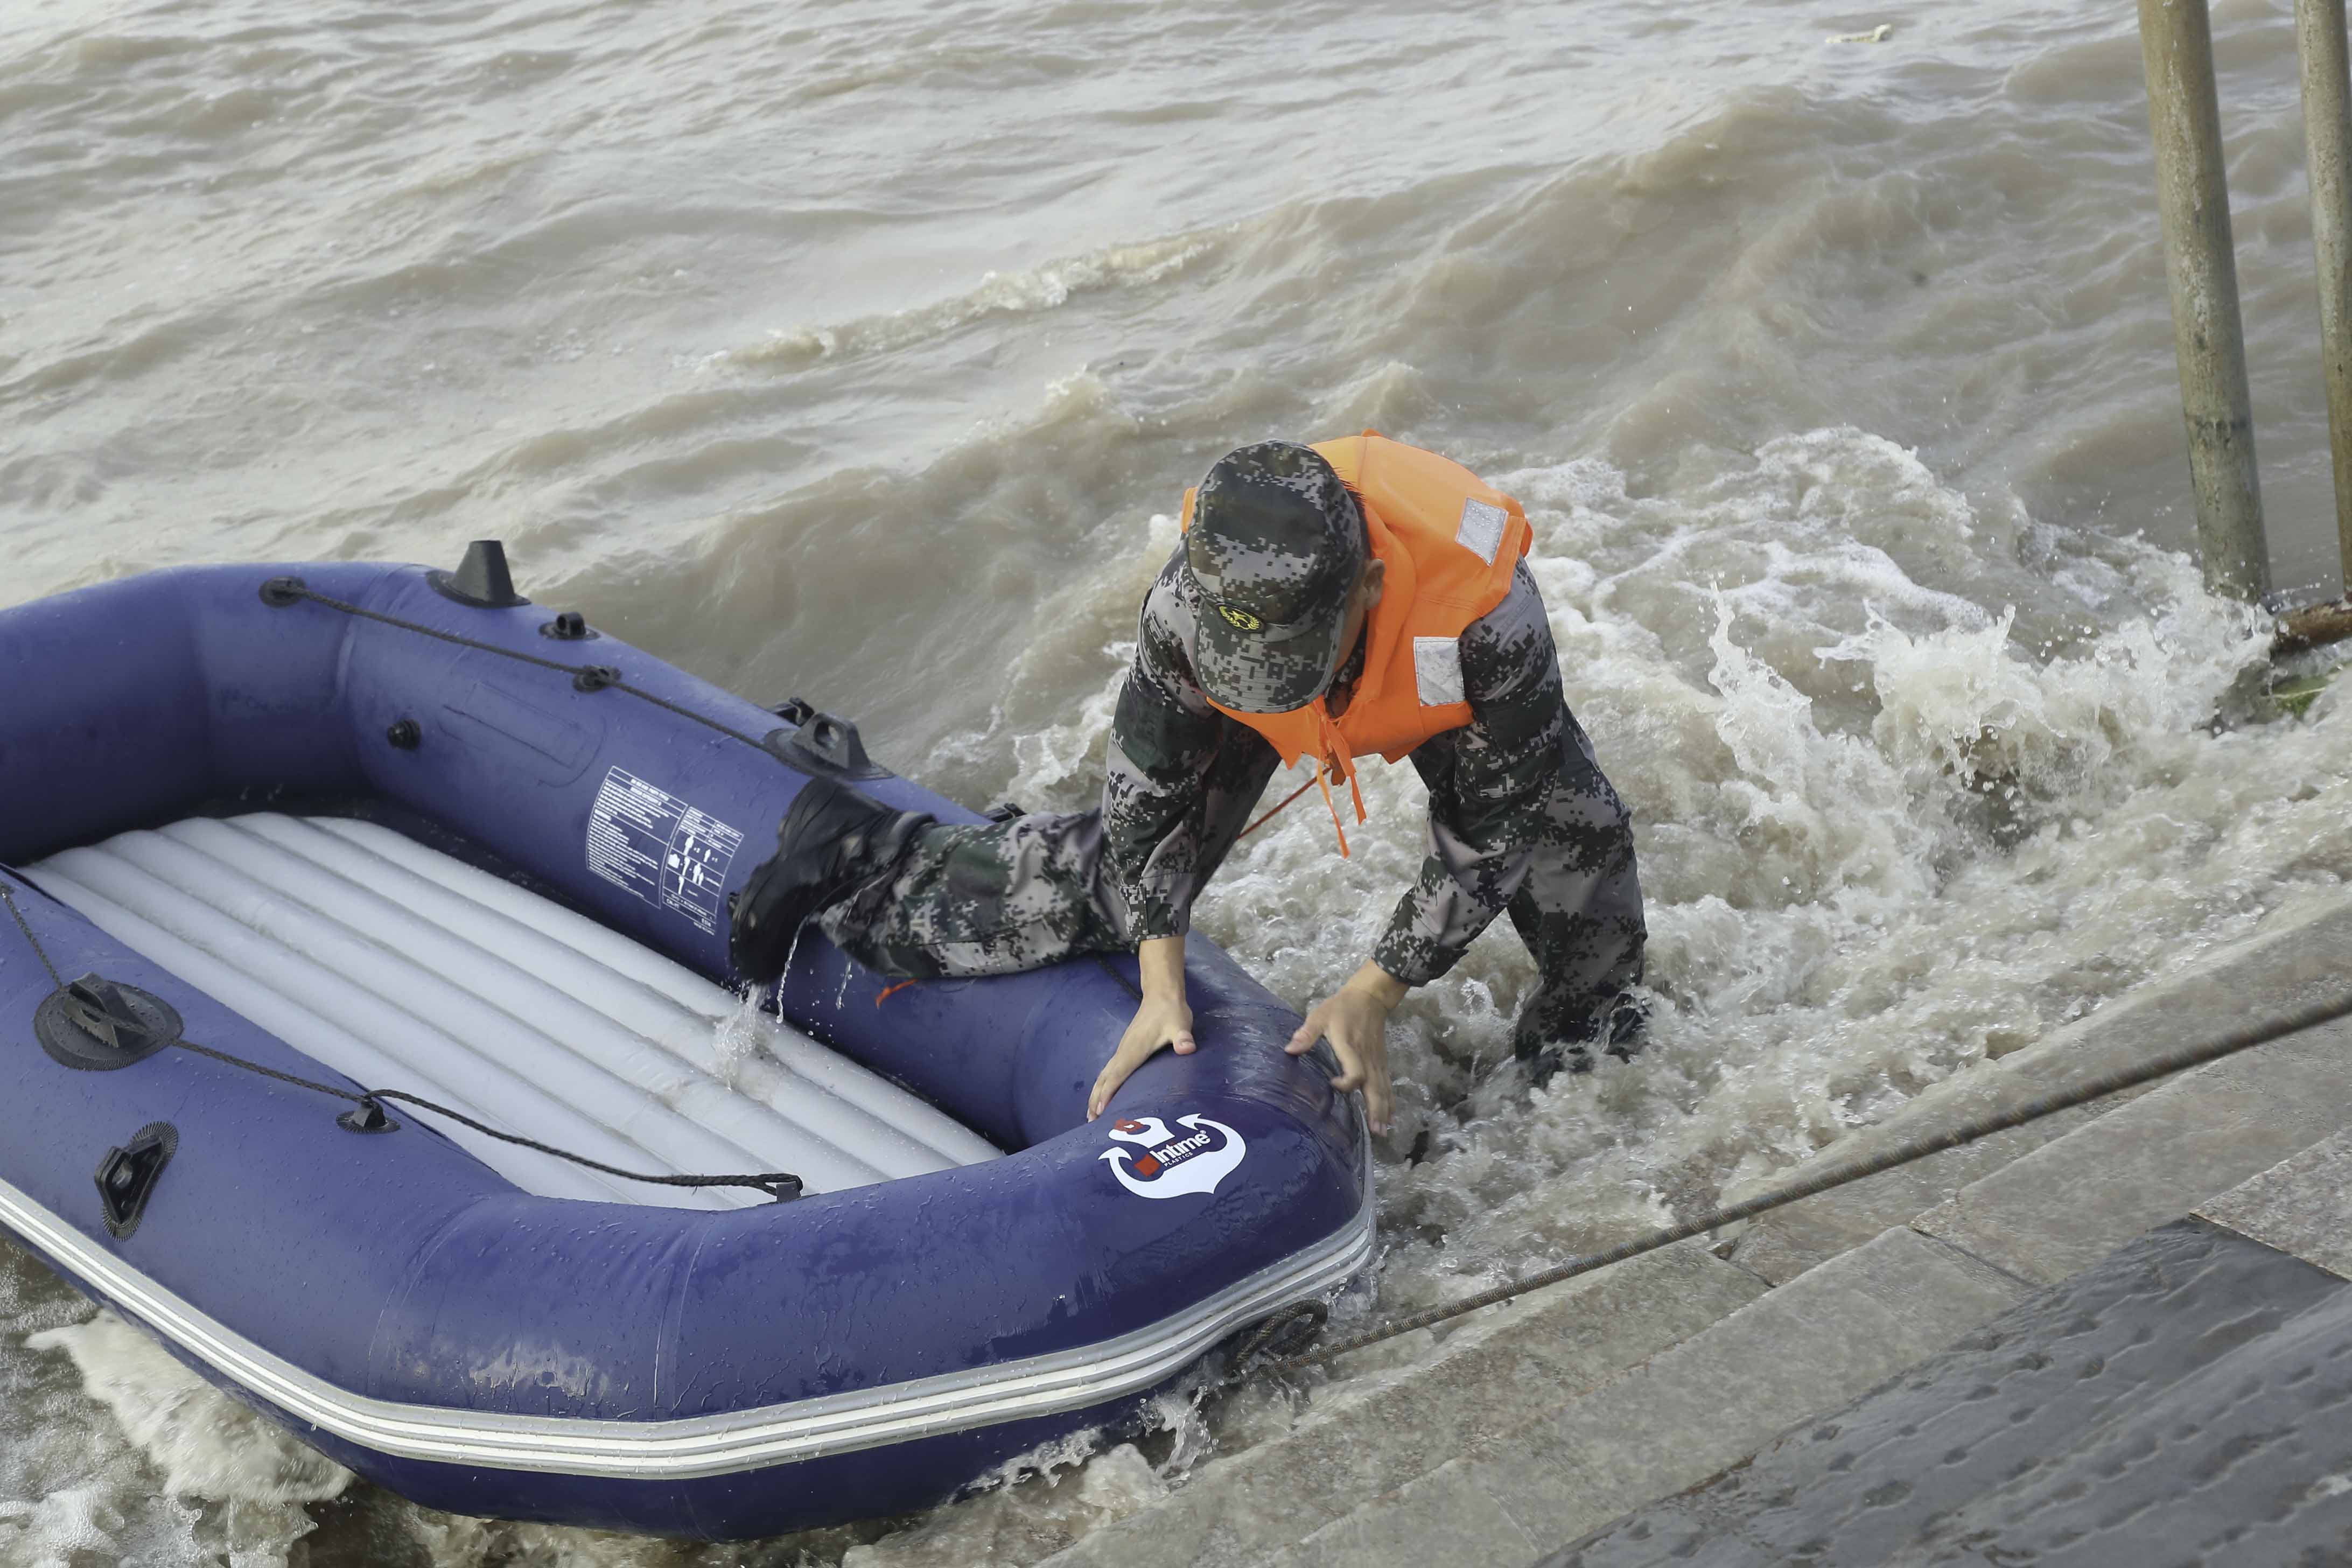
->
xmin=1178 ymin=431 xmax=1532 ymax=854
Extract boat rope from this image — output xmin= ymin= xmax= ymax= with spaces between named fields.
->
xmin=1236 ymin=773 xmax=1321 ymax=842
xmin=257 ymin=578 xmax=784 ymax=759
xmin=1236 ymin=983 xmax=2352 ymax=1379
xmin=3 ymin=877 xmax=64 ymax=993
xmin=0 ymin=878 xmax=803 ymax=1202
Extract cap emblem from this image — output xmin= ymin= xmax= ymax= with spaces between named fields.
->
xmin=1216 ymin=603 xmax=1264 ymax=633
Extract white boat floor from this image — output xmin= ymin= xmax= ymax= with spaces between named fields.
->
xmin=26 ymin=813 xmax=1001 ymax=1208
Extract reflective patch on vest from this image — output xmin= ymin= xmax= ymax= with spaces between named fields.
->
xmin=1414 ymin=636 xmax=1466 ymax=707
xmin=1457 ymin=498 xmax=1508 ymax=564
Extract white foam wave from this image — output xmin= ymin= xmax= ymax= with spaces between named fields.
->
xmin=2 ymin=1299 xmax=347 ymax=1568
xmin=716 ymin=230 xmax=1228 ymax=369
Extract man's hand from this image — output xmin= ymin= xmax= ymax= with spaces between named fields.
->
xmin=1287 ymin=961 xmax=1406 ymax=1133
xmin=1089 ymin=935 xmax=1192 ymax=1118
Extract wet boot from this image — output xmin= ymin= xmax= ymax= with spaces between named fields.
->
xmin=729 ymin=778 xmax=934 ymax=984
xmin=1518 ymin=991 xmax=1649 ymax=1090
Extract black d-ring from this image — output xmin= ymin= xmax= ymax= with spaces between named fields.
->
xmin=95 ymin=1122 xmax=177 ymax=1239
xmin=572 ymin=666 xmax=621 ymax=693
xmin=259 ymin=576 xmax=307 ymax=608
xmin=337 ymin=1095 xmax=400 ymax=1134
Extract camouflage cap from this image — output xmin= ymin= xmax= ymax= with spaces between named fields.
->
xmin=1184 ymin=442 xmax=1367 ymax=713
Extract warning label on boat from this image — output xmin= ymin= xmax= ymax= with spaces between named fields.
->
xmin=586 ymin=766 xmax=745 ymax=935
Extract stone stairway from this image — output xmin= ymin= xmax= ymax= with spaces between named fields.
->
xmin=1036 ymin=894 xmax=2352 ymax=1568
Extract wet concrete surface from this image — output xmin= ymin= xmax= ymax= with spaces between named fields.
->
xmin=1545 ymin=1219 xmax=2352 ymax=1567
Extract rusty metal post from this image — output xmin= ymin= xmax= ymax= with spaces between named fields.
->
xmin=2299 ymin=0 xmax=2352 ymax=589
xmin=2140 ymin=0 xmax=2272 ymax=602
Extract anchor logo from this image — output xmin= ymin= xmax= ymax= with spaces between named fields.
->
xmin=1101 ymin=1114 xmax=1248 ymax=1199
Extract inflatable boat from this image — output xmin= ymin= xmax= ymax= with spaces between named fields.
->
xmin=0 ymin=546 xmax=1371 ymax=1539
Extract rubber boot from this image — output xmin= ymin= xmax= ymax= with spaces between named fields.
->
xmin=729 ymin=779 xmax=933 ymax=984
xmin=1520 ymin=992 xmax=1649 ymax=1090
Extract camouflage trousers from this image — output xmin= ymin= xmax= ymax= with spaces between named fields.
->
xmin=815 ymin=808 xmax=1136 ymax=985
xmin=815 ymin=751 xmax=1647 ymax=1065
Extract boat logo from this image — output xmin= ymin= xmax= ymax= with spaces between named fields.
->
xmin=1101 ymin=1114 xmax=1247 ymax=1199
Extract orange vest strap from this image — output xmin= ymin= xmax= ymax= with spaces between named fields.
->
xmin=1310 ymin=705 xmax=1366 ymax=857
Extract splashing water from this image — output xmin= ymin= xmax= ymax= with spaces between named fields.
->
xmin=976 ymin=429 xmax=2294 ymax=1352
xmin=25 ymin=1316 xmax=353 ymax=1508
xmin=3 ymin=1293 xmax=349 ymax=1568
xmin=713 ymin=990 xmax=769 ymax=1090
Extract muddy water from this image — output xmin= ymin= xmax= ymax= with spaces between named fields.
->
xmin=8 ymin=0 xmax=2352 ymax=1563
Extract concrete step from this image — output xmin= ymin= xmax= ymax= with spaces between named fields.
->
xmin=1035 ymin=1243 xmax=1767 ymax=1568
xmin=1289 ymin=996 xmax=2352 ymax=1566
xmin=1727 ymin=892 xmax=2352 ymax=1284
xmin=1545 ymin=1217 xmax=2352 ymax=1566
xmin=1271 ymin=1226 xmax=2025 ymax=1567
xmin=2196 ymin=1123 xmax=2352 ymax=1279
xmin=1911 ymin=1012 xmax=2352 ymax=1285
xmin=1542 ymin=1127 xmax=2352 ymax=1565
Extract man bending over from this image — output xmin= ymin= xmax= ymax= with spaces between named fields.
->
xmin=729 ymin=435 xmax=1646 ymax=1132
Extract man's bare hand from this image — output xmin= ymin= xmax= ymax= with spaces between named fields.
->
xmin=1287 ymin=961 xmax=1407 ymax=1133
xmin=1090 ymin=935 xmax=1193 ymax=1119
xmin=1090 ymin=994 xmax=1194 ymax=1118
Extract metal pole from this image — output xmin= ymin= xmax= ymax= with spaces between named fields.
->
xmin=2139 ymin=0 xmax=2272 ymax=602
xmin=2299 ymin=0 xmax=2352 ymax=590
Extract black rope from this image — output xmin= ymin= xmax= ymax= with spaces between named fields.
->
xmin=2 ymin=876 xmax=64 ymax=992
xmin=1242 ymin=982 xmax=2352 ymax=1378
xmin=1229 ymin=1299 xmax=1329 ymax=1367
xmin=259 ymin=579 xmax=781 ymax=758
xmin=0 ymin=879 xmax=801 ymax=1202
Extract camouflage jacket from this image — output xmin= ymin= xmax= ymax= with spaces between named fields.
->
xmin=1103 ymin=544 xmax=1632 ymax=988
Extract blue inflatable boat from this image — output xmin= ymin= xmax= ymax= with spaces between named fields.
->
xmin=0 ymin=547 xmax=1371 ymax=1539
